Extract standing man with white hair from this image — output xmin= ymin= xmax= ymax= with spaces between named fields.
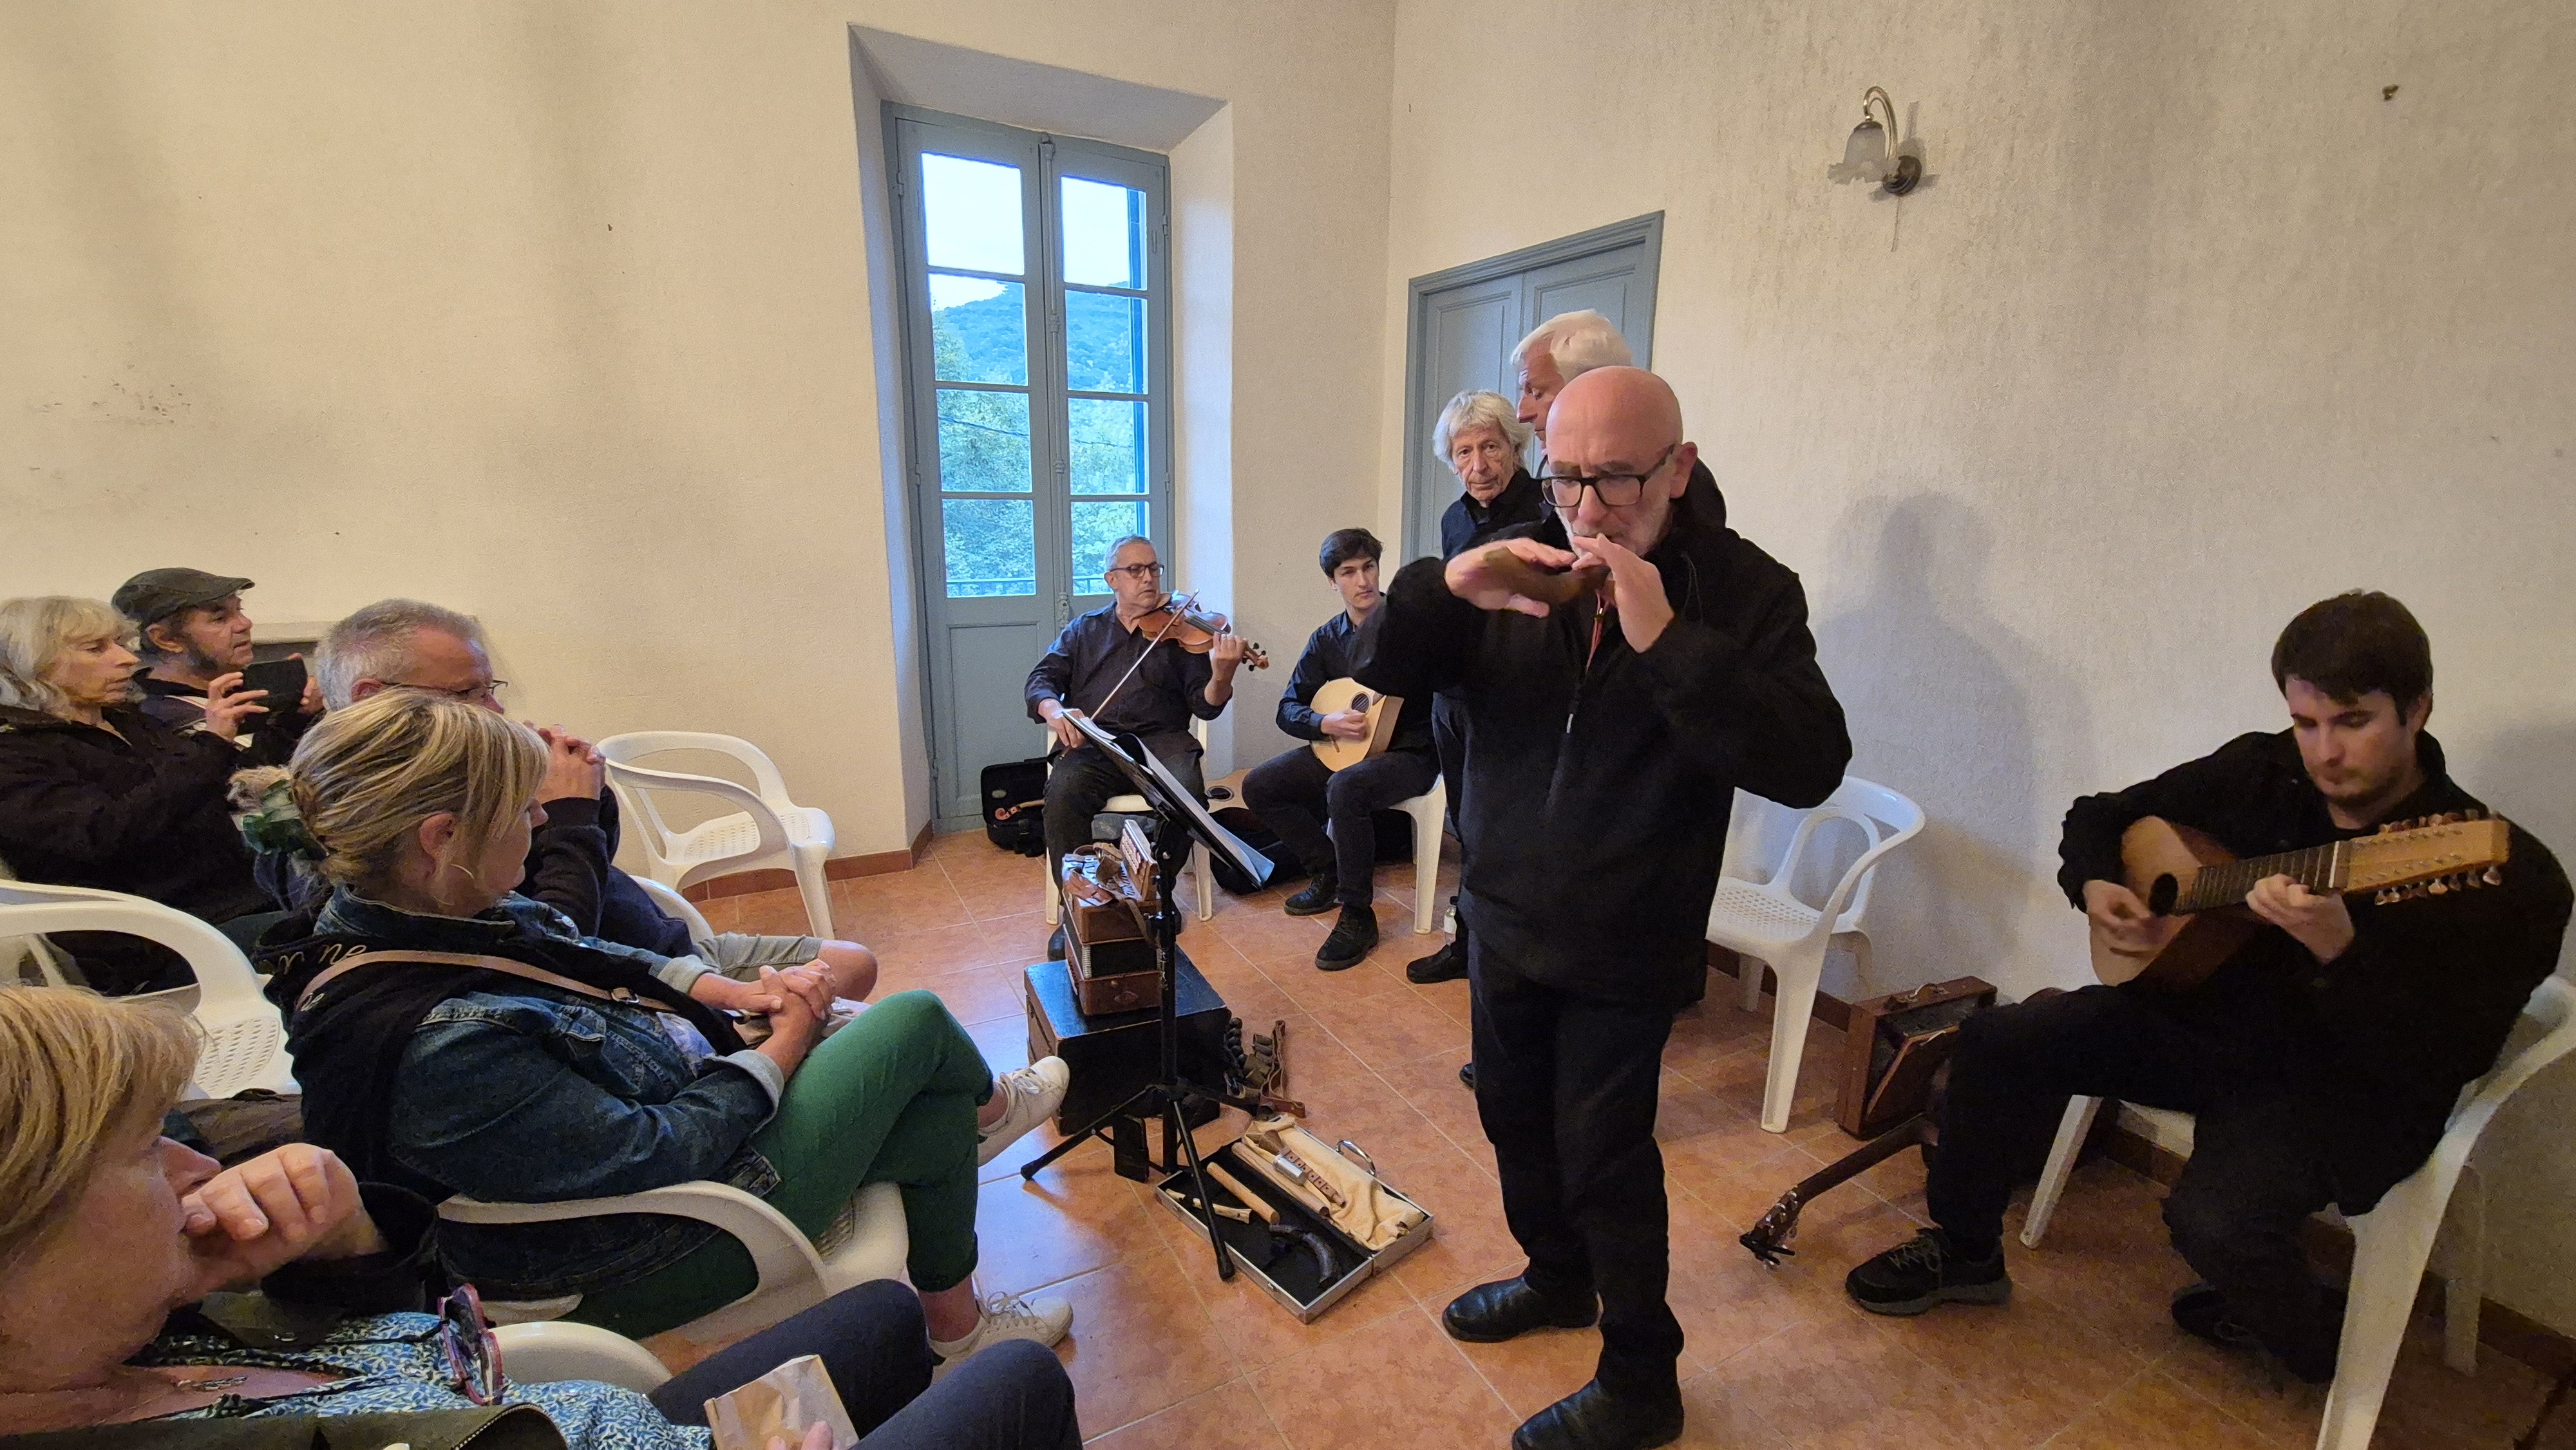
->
xmin=1358 ymin=368 xmax=1848 ymax=1450
xmin=296 ymin=599 xmax=878 ymax=1005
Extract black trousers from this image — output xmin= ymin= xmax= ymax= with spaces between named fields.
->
xmin=650 ymin=1280 xmax=1081 ymax=1449
xmin=1240 ymin=744 xmax=1438 ymax=907
xmin=1470 ymin=941 xmax=1684 ymax=1398
xmin=1042 ymin=737 xmax=1205 ymax=883
xmin=1926 ymin=985 xmax=2340 ymax=1381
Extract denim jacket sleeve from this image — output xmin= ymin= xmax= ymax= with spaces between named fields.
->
xmin=388 ymin=998 xmax=777 ymax=1202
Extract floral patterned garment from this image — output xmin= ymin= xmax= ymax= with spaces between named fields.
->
xmin=133 ymin=1312 xmax=711 ymax=1450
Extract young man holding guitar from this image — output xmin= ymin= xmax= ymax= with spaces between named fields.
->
xmin=1846 ymin=591 xmax=2571 ymax=1388
xmin=1242 ymin=528 xmax=1437 ymax=972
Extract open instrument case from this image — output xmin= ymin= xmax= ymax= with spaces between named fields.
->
xmin=1150 ymin=1130 xmax=1434 ymax=1323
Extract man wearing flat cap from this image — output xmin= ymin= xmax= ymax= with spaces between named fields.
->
xmin=113 ymin=568 xmax=321 ymax=766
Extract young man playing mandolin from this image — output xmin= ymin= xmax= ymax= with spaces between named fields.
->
xmin=1027 ymin=534 xmax=1247 ymax=960
xmin=1241 ymin=528 xmax=1437 ymax=972
xmin=1846 ymin=591 xmax=2571 ymax=1388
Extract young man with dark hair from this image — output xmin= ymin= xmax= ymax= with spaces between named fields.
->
xmin=1242 ymin=529 xmax=1437 ymax=971
xmin=1846 ymin=590 xmax=2571 ymax=1388
xmin=113 ymin=569 xmax=322 ymax=767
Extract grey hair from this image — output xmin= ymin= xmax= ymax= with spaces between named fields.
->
xmin=1102 ymin=534 xmax=1156 ymax=572
xmin=315 ymin=599 xmax=486 ymax=710
xmin=1431 ymin=390 xmax=1532 ymax=468
xmin=1510 ymin=309 xmax=1633 ymax=379
xmin=0 ymin=597 xmax=134 ymax=717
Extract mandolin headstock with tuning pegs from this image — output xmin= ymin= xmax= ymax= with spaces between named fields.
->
xmin=2347 ymin=809 xmax=2512 ymax=904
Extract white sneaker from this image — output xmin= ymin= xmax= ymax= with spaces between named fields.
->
xmin=929 ymin=1290 xmax=1074 ymax=1369
xmin=976 ymin=1057 xmax=1071 ymax=1165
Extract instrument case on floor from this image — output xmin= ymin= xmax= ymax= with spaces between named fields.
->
xmin=1023 ymin=951 xmax=1229 ymax=1133
xmin=1150 ymin=1129 xmax=1434 ymax=1323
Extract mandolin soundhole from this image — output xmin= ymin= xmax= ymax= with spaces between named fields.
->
xmin=2147 ymin=874 xmax=2179 ymax=915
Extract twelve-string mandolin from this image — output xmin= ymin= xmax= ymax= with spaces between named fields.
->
xmin=2091 ymin=811 xmax=2513 ymax=991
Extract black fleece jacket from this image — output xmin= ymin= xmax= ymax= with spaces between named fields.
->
xmin=1356 ymin=485 xmax=1850 ymax=1004
xmin=2059 ymin=730 xmax=2571 ymax=1209
xmin=0 ymin=703 xmax=268 ymax=992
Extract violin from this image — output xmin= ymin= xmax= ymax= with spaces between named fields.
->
xmin=1132 ymin=594 xmax=1270 ymax=670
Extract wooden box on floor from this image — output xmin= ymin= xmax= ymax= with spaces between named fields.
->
xmin=1023 ymin=951 xmax=1231 ymax=1133
xmin=1151 ymin=1135 xmax=1434 ymax=1323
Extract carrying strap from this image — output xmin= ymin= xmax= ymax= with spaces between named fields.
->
xmin=295 ymin=949 xmax=687 ymax=1017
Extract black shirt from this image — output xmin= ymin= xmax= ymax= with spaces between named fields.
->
xmin=2058 ymin=730 xmax=2570 ymax=1209
xmin=1025 ymin=604 xmax=1222 ymax=744
xmin=1276 ymin=610 xmax=1434 ymax=755
xmin=1439 ymin=469 xmax=1549 ymax=560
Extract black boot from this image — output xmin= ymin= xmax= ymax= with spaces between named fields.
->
xmin=1441 ymin=1276 xmax=1598 ymax=1342
xmin=1282 ymin=872 xmax=1339 ymax=916
xmin=1314 ymin=903 xmax=1378 ymax=971
xmin=1845 ymin=1227 xmax=2011 ymax=1316
xmin=1046 ymin=925 xmax=1067 ymax=961
xmin=1511 ymin=1380 xmax=1684 ymax=1450
xmin=1406 ymin=909 xmax=1468 ymax=983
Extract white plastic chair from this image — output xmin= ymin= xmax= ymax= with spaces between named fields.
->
xmin=2018 ymin=976 xmax=2576 ymax=1450
xmin=495 ymin=1319 xmax=672 ymax=1391
xmin=0 ymin=880 xmax=296 ymax=1098
xmin=442 ymin=1178 xmax=909 ymax=1345
xmin=598 ymin=733 xmax=837 ymax=939
xmin=1392 ymin=779 xmax=1447 ymax=935
xmin=1703 ymin=778 xmax=1924 ymax=1133
xmin=1041 ymin=719 xmax=1215 ymax=925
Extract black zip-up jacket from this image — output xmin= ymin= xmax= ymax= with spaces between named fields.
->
xmin=2059 ymin=730 xmax=2571 ymax=1210
xmin=1439 ymin=469 xmax=1549 ymax=559
xmin=1357 ymin=484 xmax=1850 ymax=1003
xmin=0 ymin=702 xmax=269 ymax=992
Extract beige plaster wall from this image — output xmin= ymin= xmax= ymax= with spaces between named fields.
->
xmin=1379 ymin=0 xmax=2576 ymax=1331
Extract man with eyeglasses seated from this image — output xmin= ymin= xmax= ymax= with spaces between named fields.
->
xmin=1240 ymin=528 xmax=1435 ymax=972
xmin=1356 ymin=368 xmax=1848 ymax=1450
xmin=1026 ymin=535 xmax=1245 ymax=960
xmin=275 ymin=599 xmax=878 ymax=1004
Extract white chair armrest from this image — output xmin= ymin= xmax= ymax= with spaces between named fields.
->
xmin=440 ymin=1182 xmax=829 ymax=1308
xmin=493 ymin=1319 xmax=672 ymax=1391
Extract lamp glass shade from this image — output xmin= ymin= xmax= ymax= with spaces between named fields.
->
xmin=1827 ymin=118 xmax=1891 ymax=185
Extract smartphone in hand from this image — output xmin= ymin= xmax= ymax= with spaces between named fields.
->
xmin=240 ymin=657 xmax=308 ymax=711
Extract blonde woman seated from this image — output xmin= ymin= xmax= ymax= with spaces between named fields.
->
xmin=0 ymin=987 xmax=1080 ymax=1448
xmin=259 ymin=690 xmax=1072 ymax=1360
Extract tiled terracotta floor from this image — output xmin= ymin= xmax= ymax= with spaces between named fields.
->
xmin=686 ymin=833 xmax=2562 ymax=1449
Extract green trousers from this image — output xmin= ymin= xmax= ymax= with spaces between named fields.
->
xmin=568 ymin=990 xmax=994 ymax=1337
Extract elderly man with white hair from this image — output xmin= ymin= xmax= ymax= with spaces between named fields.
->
xmin=287 ymin=599 xmax=878 ymax=1005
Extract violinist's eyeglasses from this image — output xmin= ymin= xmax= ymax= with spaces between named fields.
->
xmin=1106 ymin=562 xmax=1166 ymax=580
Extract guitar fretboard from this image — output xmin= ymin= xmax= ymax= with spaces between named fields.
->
xmin=2174 ymin=842 xmax=2340 ymax=914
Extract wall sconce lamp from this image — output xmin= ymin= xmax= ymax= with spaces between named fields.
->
xmin=1826 ymin=86 xmax=1921 ymax=196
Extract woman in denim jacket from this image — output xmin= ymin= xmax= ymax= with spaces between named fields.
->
xmin=0 ymin=986 xmax=1080 ymax=1449
xmin=258 ymin=690 xmax=1072 ymax=1362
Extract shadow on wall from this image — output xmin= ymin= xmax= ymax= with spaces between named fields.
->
xmin=1809 ymin=493 xmax=2097 ymax=1003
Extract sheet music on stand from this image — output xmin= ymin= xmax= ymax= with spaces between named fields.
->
xmin=1068 ymin=713 xmax=1276 ymax=890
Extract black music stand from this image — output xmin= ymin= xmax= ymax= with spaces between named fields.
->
xmin=1018 ymin=717 xmax=1278 ymax=1281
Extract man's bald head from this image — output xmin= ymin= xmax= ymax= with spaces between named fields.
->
xmin=1542 ymin=367 xmax=1697 ymax=554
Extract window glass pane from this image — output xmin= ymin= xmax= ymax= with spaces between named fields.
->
xmin=935 ymin=388 xmax=1032 ymax=493
xmin=1064 ymin=291 xmax=1146 ymax=394
xmin=942 ymin=498 xmax=1037 ymax=598
xmin=1070 ymin=500 xmax=1148 ymax=585
xmin=920 ymin=155 xmax=1023 ymax=274
xmin=1068 ymin=398 xmax=1148 ymax=494
xmin=929 ymin=275 xmax=1026 ymax=384
xmin=1060 ymin=176 xmax=1143 ymax=288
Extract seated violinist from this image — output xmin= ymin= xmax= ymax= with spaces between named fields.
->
xmin=1025 ymin=536 xmax=1244 ymax=960
xmin=1845 ymin=591 xmax=2571 ymax=1388
xmin=1242 ymin=529 xmax=1435 ymax=972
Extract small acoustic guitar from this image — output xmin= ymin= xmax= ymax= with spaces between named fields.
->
xmin=1307 ymin=677 xmax=1403 ymax=772
xmin=2090 ymin=811 xmax=2512 ymax=991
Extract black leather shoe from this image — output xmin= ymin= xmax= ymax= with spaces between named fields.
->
xmin=1314 ymin=903 xmax=1378 ymax=971
xmin=1511 ymin=1380 xmax=1683 ymax=1450
xmin=1459 ymin=1061 xmax=1476 ymax=1091
xmin=1405 ymin=937 xmax=1466 ymax=984
xmin=1282 ymin=874 xmax=1339 ymax=916
xmin=1046 ymin=926 xmax=1067 ymax=961
xmin=1441 ymin=1276 xmax=1598 ymax=1343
